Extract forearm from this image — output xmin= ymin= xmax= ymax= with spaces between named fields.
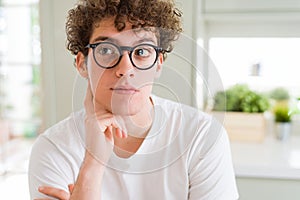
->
xmin=70 ymin=151 xmax=106 ymax=200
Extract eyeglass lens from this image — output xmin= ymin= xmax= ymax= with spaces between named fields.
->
xmin=93 ymin=43 xmax=158 ymax=69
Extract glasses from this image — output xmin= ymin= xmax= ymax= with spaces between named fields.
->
xmin=86 ymin=42 xmax=164 ymax=70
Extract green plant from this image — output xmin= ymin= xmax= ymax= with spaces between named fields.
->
xmin=274 ymin=103 xmax=292 ymax=123
xmin=269 ymin=87 xmax=290 ymax=101
xmin=240 ymin=90 xmax=270 ymax=113
xmin=213 ymin=84 xmax=270 ymax=113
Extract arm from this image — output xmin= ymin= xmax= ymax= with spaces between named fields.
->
xmin=28 ymin=134 xmax=76 ymax=199
xmin=34 ymin=184 xmax=74 ymax=200
xmin=33 ymin=83 xmax=127 ymax=200
xmin=68 ymin=151 xmax=105 ymax=199
xmin=35 ymin=154 xmax=106 ymax=200
xmin=67 ymin=83 xmax=126 ymax=199
xmin=30 ymin=149 xmax=107 ymax=200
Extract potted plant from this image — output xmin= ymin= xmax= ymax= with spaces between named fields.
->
xmin=269 ymin=87 xmax=290 ymax=102
xmin=212 ymin=84 xmax=270 ymax=142
xmin=273 ymin=103 xmax=292 ymax=141
xmin=213 ymin=84 xmax=270 ymax=113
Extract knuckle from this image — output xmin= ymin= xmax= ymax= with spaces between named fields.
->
xmin=58 ymin=190 xmax=69 ymax=199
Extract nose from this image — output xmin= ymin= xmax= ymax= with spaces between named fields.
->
xmin=115 ymin=53 xmax=135 ymax=78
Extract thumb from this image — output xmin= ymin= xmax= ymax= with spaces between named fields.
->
xmin=68 ymin=184 xmax=74 ymax=194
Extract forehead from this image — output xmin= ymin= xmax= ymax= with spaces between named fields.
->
xmin=90 ymin=18 xmax=158 ymax=45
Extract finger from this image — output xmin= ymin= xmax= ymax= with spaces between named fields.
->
xmin=108 ymin=125 xmax=113 ymax=134
xmin=112 ymin=116 xmax=127 ymax=133
xmin=115 ymin=128 xmax=123 ymax=138
xmin=94 ymin=115 xmax=115 ymax=133
xmin=122 ymin=130 xmax=128 ymax=138
xmin=68 ymin=184 xmax=74 ymax=194
xmin=113 ymin=115 xmax=128 ymax=133
xmin=103 ymin=125 xmax=114 ymax=142
xmin=94 ymin=109 xmax=126 ymax=132
xmin=94 ymin=113 xmax=126 ymax=134
xmin=38 ymin=186 xmax=70 ymax=200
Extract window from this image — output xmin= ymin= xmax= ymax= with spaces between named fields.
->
xmin=209 ymin=37 xmax=300 ymax=98
xmin=0 ymin=0 xmax=41 ymax=138
xmin=197 ymin=10 xmax=300 ymax=105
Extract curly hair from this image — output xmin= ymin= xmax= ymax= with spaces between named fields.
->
xmin=66 ymin=0 xmax=183 ymax=59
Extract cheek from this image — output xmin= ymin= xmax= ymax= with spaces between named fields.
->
xmin=134 ymin=69 xmax=158 ymax=89
xmin=87 ymin=60 xmax=105 ymax=94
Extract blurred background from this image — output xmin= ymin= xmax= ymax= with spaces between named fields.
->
xmin=0 ymin=0 xmax=300 ymax=199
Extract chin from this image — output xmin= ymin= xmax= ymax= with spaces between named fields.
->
xmin=111 ymin=108 xmax=139 ymax=116
xmin=110 ymin=102 xmax=141 ymax=116
xmin=110 ymin=94 xmax=142 ymax=116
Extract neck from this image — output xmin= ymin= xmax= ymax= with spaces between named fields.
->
xmin=121 ymin=97 xmax=154 ymax=138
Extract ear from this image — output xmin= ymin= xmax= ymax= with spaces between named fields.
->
xmin=75 ymin=52 xmax=88 ymax=78
xmin=154 ymin=53 xmax=163 ymax=78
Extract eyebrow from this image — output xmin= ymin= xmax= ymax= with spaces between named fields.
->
xmin=92 ymin=36 xmax=110 ymax=43
xmin=91 ymin=36 xmax=157 ymax=45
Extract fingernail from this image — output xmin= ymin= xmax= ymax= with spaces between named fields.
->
xmin=38 ymin=186 xmax=44 ymax=191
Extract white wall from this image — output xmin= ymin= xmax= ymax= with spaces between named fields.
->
xmin=39 ymin=0 xmax=199 ymax=128
xmin=39 ymin=0 xmax=77 ymax=128
xmin=204 ymin=0 xmax=300 ymax=13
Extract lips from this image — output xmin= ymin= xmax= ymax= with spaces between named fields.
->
xmin=111 ymin=85 xmax=139 ymax=94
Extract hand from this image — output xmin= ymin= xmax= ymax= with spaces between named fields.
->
xmin=35 ymin=184 xmax=74 ymax=200
xmin=84 ymin=82 xmax=127 ymax=164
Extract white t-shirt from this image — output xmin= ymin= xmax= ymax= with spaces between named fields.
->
xmin=28 ymin=96 xmax=239 ymax=200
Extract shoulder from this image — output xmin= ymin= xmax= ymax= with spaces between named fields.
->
xmin=152 ymin=95 xmax=227 ymax=154
xmin=151 ymin=95 xmax=221 ymax=146
xmin=28 ymin=110 xmax=86 ymax=198
xmin=30 ymin=109 xmax=85 ymax=163
xmin=151 ymin=95 xmax=212 ymax=129
xmin=40 ymin=110 xmax=85 ymax=145
xmin=151 ymin=95 xmax=209 ymax=117
xmin=43 ymin=109 xmax=85 ymax=138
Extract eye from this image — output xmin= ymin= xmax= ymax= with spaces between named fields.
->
xmin=134 ymin=47 xmax=151 ymax=57
xmin=98 ymin=47 xmax=114 ymax=55
xmin=96 ymin=44 xmax=117 ymax=56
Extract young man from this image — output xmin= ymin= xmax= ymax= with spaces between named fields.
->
xmin=29 ymin=0 xmax=239 ymax=199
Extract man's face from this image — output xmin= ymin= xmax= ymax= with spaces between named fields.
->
xmin=85 ymin=17 xmax=163 ymax=116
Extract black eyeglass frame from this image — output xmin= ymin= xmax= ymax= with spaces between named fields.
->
xmin=85 ymin=42 xmax=165 ymax=70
